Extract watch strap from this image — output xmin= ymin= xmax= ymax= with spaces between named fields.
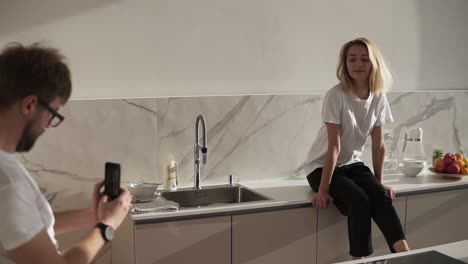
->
xmin=96 ymin=222 xmax=111 ymax=243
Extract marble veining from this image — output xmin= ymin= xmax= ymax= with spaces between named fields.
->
xmin=15 ymin=91 xmax=468 ymax=210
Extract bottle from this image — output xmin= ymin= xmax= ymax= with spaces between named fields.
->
xmin=166 ymin=160 xmax=178 ymax=191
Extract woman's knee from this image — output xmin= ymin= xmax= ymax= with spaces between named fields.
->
xmin=368 ymin=188 xmax=392 ymax=204
xmin=348 ymin=192 xmax=371 ymax=210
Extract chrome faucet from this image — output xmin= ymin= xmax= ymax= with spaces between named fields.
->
xmin=194 ymin=114 xmax=207 ymax=189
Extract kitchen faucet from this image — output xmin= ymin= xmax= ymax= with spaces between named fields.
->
xmin=194 ymin=114 xmax=207 ymax=189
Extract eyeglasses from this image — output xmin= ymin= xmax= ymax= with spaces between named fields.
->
xmin=37 ymin=98 xmax=65 ymax=127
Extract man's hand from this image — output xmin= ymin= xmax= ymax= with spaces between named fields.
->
xmin=383 ymin=185 xmax=396 ymax=199
xmin=311 ymin=190 xmax=334 ymax=209
xmin=90 ymin=181 xmax=105 ymax=224
xmin=97 ymin=188 xmax=132 ymax=230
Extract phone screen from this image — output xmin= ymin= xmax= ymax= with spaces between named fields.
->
xmin=104 ymin=162 xmax=121 ymax=200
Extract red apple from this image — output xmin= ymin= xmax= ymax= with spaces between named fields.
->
xmin=438 ymin=163 xmax=448 ymax=173
xmin=443 ymin=153 xmax=457 ymax=167
xmin=446 ymin=163 xmax=461 ymax=174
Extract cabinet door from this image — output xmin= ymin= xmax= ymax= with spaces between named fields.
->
xmin=232 ymin=207 xmax=317 ymax=264
xmin=134 ymin=216 xmax=231 ymax=264
xmin=406 ymin=188 xmax=468 ymax=249
xmin=316 ymin=197 xmax=406 ymax=264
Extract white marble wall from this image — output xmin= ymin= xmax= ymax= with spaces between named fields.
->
xmin=157 ymin=91 xmax=468 ymax=187
xmin=22 ymin=98 xmax=158 ymax=211
xmin=22 ymin=91 xmax=468 ymax=205
xmin=18 ymin=90 xmax=468 ymax=261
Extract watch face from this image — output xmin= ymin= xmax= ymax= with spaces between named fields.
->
xmin=104 ymin=226 xmax=115 ymax=241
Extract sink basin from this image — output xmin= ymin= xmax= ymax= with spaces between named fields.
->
xmin=159 ymin=185 xmax=272 ymax=208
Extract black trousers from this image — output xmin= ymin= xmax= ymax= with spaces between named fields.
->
xmin=306 ymin=162 xmax=405 ymax=257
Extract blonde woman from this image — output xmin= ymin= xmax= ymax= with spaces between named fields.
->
xmin=306 ymin=38 xmax=409 ymax=259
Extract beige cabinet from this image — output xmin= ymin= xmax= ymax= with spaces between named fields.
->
xmin=316 ymin=197 xmax=407 ymax=264
xmin=232 ymin=207 xmax=317 ymax=264
xmin=112 ymin=216 xmax=231 ymax=264
xmin=405 ymin=188 xmax=468 ymax=249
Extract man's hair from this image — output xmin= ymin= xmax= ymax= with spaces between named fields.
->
xmin=0 ymin=42 xmax=72 ymax=111
xmin=336 ymin=37 xmax=393 ymax=95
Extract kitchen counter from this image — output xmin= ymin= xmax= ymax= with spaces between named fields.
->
xmin=131 ymin=169 xmax=468 ymax=224
xmin=335 ymin=239 xmax=468 ymax=264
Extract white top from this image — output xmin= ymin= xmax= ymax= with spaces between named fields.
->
xmin=0 ymin=150 xmax=57 ymax=263
xmin=305 ymin=84 xmax=393 ymax=174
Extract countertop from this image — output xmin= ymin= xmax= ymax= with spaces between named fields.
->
xmin=131 ymin=169 xmax=468 ymax=224
xmin=335 ymin=239 xmax=468 ymax=263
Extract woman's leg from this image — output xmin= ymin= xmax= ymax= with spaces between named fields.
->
xmin=346 ymin=163 xmax=408 ymax=253
xmin=393 ymin=239 xmax=410 ymax=252
xmin=307 ymin=167 xmax=374 ymax=257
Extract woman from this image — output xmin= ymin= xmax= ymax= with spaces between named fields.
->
xmin=306 ymin=38 xmax=409 ymax=259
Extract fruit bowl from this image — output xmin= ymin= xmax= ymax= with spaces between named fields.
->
xmin=428 ymin=167 xmax=468 ymax=179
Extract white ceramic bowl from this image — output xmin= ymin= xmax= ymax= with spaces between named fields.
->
xmin=126 ymin=182 xmax=161 ymax=200
xmin=398 ymin=161 xmax=427 ymax=177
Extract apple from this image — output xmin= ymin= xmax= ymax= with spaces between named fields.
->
xmin=446 ymin=163 xmax=461 ymax=174
xmin=439 ymin=163 xmax=448 ymax=173
xmin=443 ymin=153 xmax=457 ymax=167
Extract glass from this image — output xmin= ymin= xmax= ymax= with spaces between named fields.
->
xmin=37 ymin=98 xmax=65 ymax=127
xmin=402 ymin=128 xmax=426 ymax=162
xmin=383 ymin=130 xmax=398 ymax=171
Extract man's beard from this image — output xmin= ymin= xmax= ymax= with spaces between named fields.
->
xmin=16 ymin=122 xmax=41 ymax=152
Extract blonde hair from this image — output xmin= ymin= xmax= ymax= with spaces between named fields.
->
xmin=336 ymin=38 xmax=393 ymax=95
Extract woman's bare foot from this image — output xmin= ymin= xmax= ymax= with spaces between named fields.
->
xmin=393 ymin=239 xmax=410 ymax=252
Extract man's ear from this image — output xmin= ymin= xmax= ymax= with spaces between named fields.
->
xmin=19 ymin=95 xmax=38 ymax=115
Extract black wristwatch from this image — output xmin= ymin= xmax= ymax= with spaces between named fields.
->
xmin=95 ymin=223 xmax=115 ymax=243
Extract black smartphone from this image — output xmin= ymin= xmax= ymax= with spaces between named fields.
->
xmin=104 ymin=162 xmax=121 ymax=200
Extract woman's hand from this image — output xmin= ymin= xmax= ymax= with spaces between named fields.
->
xmin=383 ymin=185 xmax=396 ymax=199
xmin=311 ymin=190 xmax=334 ymax=209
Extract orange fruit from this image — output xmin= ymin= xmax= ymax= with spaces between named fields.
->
xmin=456 ymin=159 xmax=466 ymax=168
xmin=433 ymin=157 xmax=444 ymax=171
xmin=455 ymin=153 xmax=464 ymax=161
xmin=461 ymin=166 xmax=468 ymax=175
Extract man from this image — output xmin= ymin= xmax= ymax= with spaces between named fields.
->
xmin=0 ymin=43 xmax=132 ymax=263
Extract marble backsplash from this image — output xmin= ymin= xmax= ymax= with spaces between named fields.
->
xmin=21 ymin=90 xmax=468 ymax=212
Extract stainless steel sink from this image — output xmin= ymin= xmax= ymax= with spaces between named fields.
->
xmin=159 ymin=185 xmax=272 ymax=208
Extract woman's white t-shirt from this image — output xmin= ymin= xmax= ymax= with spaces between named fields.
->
xmin=306 ymin=84 xmax=393 ymax=174
xmin=0 ymin=150 xmax=57 ymax=263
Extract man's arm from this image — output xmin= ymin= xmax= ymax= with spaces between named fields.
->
xmin=55 ymin=182 xmax=107 ymax=235
xmin=8 ymin=188 xmax=132 ymax=264
xmin=54 ymin=208 xmax=96 ymax=235
xmin=7 ymin=227 xmax=105 ymax=264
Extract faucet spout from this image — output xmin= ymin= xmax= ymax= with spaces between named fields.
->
xmin=194 ymin=114 xmax=207 ymax=189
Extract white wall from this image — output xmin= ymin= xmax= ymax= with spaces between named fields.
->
xmin=0 ymin=0 xmax=467 ymax=99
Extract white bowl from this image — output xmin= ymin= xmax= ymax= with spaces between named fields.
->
xmin=126 ymin=182 xmax=161 ymax=200
xmin=398 ymin=161 xmax=426 ymax=177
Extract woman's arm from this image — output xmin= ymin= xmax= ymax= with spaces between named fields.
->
xmin=312 ymin=123 xmax=340 ymax=208
xmin=371 ymin=125 xmax=385 ymax=182
xmin=371 ymin=126 xmax=396 ymax=198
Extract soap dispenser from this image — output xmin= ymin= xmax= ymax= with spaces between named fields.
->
xmin=166 ymin=160 xmax=178 ymax=191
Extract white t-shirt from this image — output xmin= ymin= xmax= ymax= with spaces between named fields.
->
xmin=306 ymin=84 xmax=393 ymax=174
xmin=0 ymin=150 xmax=57 ymax=263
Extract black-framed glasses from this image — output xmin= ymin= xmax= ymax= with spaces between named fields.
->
xmin=37 ymin=98 xmax=65 ymax=127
